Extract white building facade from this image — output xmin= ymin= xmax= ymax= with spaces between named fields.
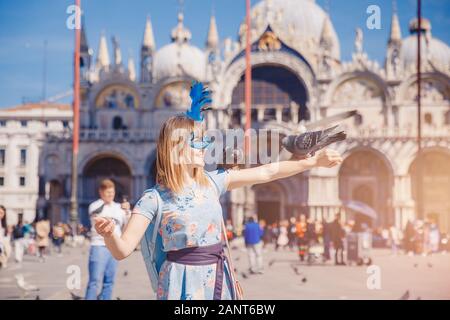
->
xmin=34 ymin=0 xmax=449 ymax=233
xmin=0 ymin=103 xmax=72 ymax=225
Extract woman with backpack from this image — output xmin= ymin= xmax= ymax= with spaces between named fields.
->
xmin=93 ymin=82 xmax=342 ymax=300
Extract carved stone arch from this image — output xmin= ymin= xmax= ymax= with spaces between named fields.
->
xmin=89 ymin=77 xmax=142 ymax=109
xmin=323 ymin=71 xmax=390 ymax=107
xmin=408 ymin=148 xmax=450 ymax=231
xmin=338 ymin=146 xmax=395 ymax=227
xmin=340 ymin=145 xmax=396 ymax=177
xmin=218 ymin=51 xmax=316 ymax=109
xmin=81 ymin=153 xmax=134 ymax=206
xmin=152 ymin=76 xmax=196 ymax=109
xmin=252 ymin=180 xmax=288 ymax=224
xmin=78 ymin=149 xmax=135 ymax=177
xmin=402 ymin=145 xmax=450 ymax=176
xmin=398 ymin=71 xmax=450 ymax=104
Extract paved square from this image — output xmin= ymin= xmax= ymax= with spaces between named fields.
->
xmin=1 ymin=240 xmax=449 ymax=300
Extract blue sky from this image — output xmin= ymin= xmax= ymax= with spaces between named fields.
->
xmin=0 ymin=0 xmax=449 ymax=108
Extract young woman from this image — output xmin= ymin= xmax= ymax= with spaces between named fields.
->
xmin=94 ymin=114 xmax=342 ymax=300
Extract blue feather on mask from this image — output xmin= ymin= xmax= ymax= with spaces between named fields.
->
xmin=186 ymin=81 xmax=212 ymax=122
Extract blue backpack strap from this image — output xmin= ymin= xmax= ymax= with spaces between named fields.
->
xmin=204 ymin=170 xmax=220 ymax=196
xmin=139 ymin=188 xmax=164 ymax=293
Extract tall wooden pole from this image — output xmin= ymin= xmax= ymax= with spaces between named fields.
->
xmin=244 ymin=0 xmax=252 ymax=164
xmin=70 ymin=0 xmax=81 ymax=231
xmin=416 ymin=0 xmax=423 ymax=220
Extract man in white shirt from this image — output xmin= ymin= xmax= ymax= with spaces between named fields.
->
xmin=85 ymin=179 xmax=130 ymax=300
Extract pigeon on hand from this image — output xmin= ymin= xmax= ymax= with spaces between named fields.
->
xmin=281 ymin=125 xmax=346 ymax=158
xmin=15 ymin=274 xmax=40 ymax=299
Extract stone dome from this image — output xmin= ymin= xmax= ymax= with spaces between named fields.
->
xmin=241 ymin=0 xmax=340 ymax=61
xmin=153 ymin=13 xmax=206 ymax=81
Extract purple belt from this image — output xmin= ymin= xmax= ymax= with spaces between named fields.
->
xmin=167 ymin=242 xmax=226 ymax=300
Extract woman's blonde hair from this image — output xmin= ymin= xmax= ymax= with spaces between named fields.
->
xmin=156 ymin=115 xmax=209 ymax=194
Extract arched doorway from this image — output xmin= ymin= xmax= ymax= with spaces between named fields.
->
xmin=352 ymin=184 xmax=375 ymax=228
xmin=253 ymin=183 xmax=285 ymax=225
xmin=339 ymin=150 xmax=393 ymax=227
xmin=230 ymin=65 xmax=309 ymax=126
xmin=409 ymin=151 xmax=450 ymax=232
xmin=83 ymin=156 xmax=132 ymax=204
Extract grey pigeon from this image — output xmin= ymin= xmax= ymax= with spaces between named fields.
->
xmin=282 ymin=125 xmax=346 ymax=158
xmin=15 ymin=274 xmax=40 ymax=299
xmin=70 ymin=292 xmax=83 ymax=300
xmin=399 ymin=290 xmax=410 ymax=300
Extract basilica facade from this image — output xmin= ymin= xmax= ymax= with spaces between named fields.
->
xmin=38 ymin=0 xmax=450 ymax=233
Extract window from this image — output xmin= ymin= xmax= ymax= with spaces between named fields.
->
xmin=0 ymin=149 xmax=5 ymax=166
xmin=62 ymin=120 xmax=69 ymax=128
xmin=20 ymin=120 xmax=27 ymax=127
xmin=445 ymin=110 xmax=450 ymax=125
xmin=20 ymin=149 xmax=27 ymax=166
xmin=0 ymin=120 xmax=6 ymax=127
xmin=0 ymin=176 xmax=4 ymax=186
xmin=424 ymin=113 xmax=433 ymax=125
xmin=19 ymin=176 xmax=26 ymax=186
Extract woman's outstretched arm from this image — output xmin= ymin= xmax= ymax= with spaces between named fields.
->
xmin=226 ymin=148 xmax=342 ymax=190
xmin=93 ymin=213 xmax=150 ymax=260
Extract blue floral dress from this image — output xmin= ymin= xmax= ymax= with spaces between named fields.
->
xmin=132 ymin=169 xmax=233 ymax=300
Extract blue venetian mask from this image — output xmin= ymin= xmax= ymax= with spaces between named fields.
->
xmin=189 ymin=132 xmax=213 ymax=150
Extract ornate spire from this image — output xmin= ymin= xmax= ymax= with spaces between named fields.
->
xmin=96 ymin=31 xmax=110 ymax=69
xmin=112 ymin=36 xmax=122 ymax=66
xmin=128 ymin=56 xmax=136 ymax=81
xmin=80 ymin=15 xmax=89 ymax=53
xmin=206 ymin=14 xmax=219 ymax=49
xmin=354 ymin=28 xmax=363 ymax=54
xmin=389 ymin=2 xmax=402 ymax=44
xmin=320 ymin=14 xmax=333 ymax=49
xmin=171 ymin=12 xmax=192 ymax=43
xmin=143 ymin=15 xmax=155 ymax=51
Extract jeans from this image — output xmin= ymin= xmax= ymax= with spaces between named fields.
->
xmin=85 ymin=245 xmax=118 ymax=300
xmin=14 ymin=238 xmax=27 ymax=263
xmin=246 ymin=241 xmax=263 ymax=273
xmin=334 ymin=241 xmax=344 ymax=264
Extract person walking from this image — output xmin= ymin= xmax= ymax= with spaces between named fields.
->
xmin=84 ymin=179 xmax=131 ymax=300
xmin=12 ymin=214 xmax=26 ymax=264
xmin=330 ymin=212 xmax=346 ymax=265
xmin=295 ymin=214 xmax=307 ymax=261
xmin=288 ymin=217 xmax=297 ymax=250
xmin=277 ymin=220 xmax=289 ymax=251
xmin=0 ymin=205 xmax=12 ymax=268
xmin=35 ymin=216 xmax=50 ymax=262
xmin=389 ymin=225 xmax=401 ymax=256
xmin=52 ymin=222 xmax=65 ymax=256
xmin=243 ymin=216 xmax=264 ymax=274
xmin=403 ymin=219 xmax=415 ymax=256
xmin=322 ymin=219 xmax=332 ymax=261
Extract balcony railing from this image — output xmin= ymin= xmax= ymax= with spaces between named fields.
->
xmin=342 ymin=124 xmax=450 ymax=139
xmin=46 ymin=128 xmax=159 ymax=142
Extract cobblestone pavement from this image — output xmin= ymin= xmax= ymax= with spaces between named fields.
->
xmin=1 ymin=239 xmax=449 ymax=300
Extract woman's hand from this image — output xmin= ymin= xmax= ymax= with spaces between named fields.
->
xmin=311 ymin=148 xmax=342 ymax=168
xmin=93 ymin=216 xmax=115 ymax=238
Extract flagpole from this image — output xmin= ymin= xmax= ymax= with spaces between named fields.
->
xmin=416 ymin=0 xmax=423 ymax=220
xmin=70 ymin=0 xmax=81 ymax=233
xmin=244 ymin=0 xmax=252 ymax=165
